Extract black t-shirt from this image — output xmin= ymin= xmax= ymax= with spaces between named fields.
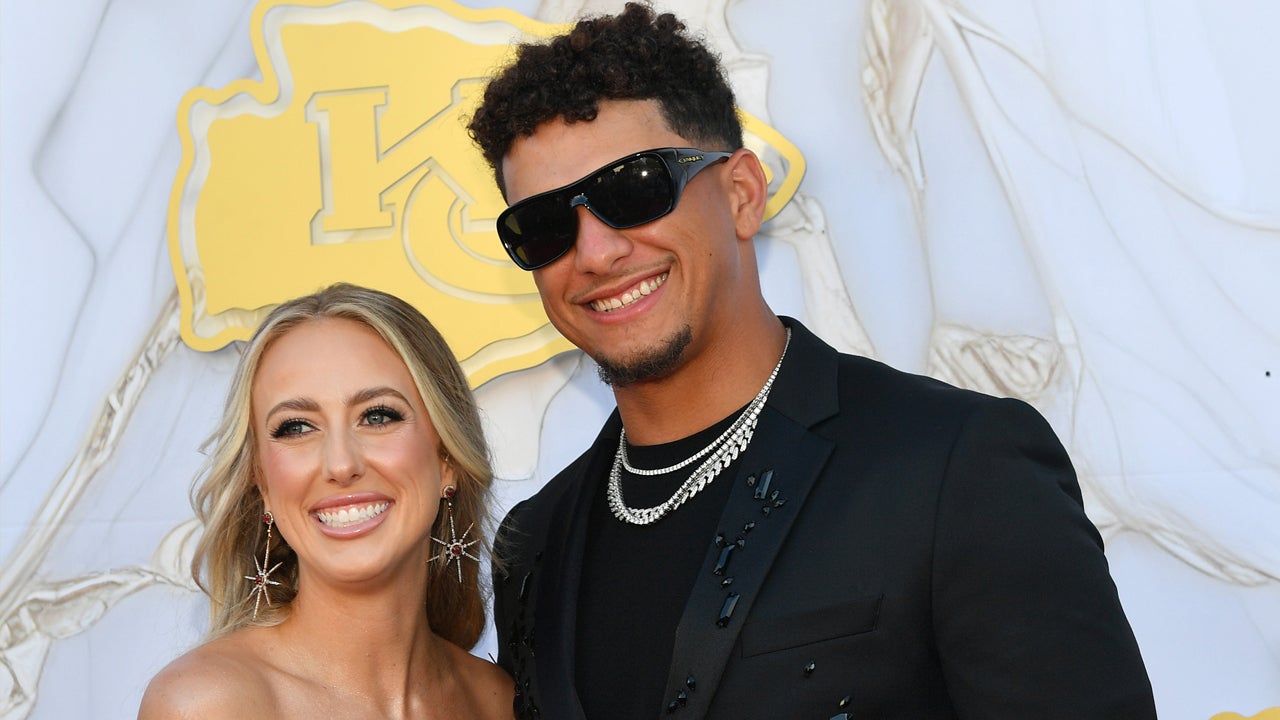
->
xmin=575 ymin=410 xmax=744 ymax=718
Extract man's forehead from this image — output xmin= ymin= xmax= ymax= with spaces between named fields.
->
xmin=501 ymin=100 xmax=688 ymax=202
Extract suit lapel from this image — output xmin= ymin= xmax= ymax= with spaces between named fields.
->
xmin=660 ymin=320 xmax=841 ymax=716
xmin=532 ymin=413 xmax=622 ymax=720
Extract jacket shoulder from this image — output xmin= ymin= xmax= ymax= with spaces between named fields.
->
xmin=498 ymin=446 xmax=595 ymax=543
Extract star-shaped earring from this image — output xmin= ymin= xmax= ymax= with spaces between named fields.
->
xmin=430 ymin=485 xmax=480 ymax=583
xmin=244 ymin=511 xmax=283 ymax=619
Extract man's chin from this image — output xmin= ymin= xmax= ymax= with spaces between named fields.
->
xmin=593 ymin=324 xmax=693 ymax=388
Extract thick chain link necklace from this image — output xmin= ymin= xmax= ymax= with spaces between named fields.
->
xmin=607 ymin=328 xmax=791 ymax=525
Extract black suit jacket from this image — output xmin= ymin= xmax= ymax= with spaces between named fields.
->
xmin=493 ymin=319 xmax=1155 ymax=719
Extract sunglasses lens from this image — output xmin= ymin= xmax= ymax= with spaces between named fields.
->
xmin=500 ymin=192 xmax=578 ymax=270
xmin=497 ymin=152 xmax=681 ymax=270
xmin=586 ymin=155 xmax=675 ymax=228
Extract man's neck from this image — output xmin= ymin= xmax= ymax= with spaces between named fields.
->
xmin=612 ymin=314 xmax=788 ymax=445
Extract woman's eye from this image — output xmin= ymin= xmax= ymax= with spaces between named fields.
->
xmin=271 ymin=419 xmax=312 ymax=438
xmin=364 ymin=406 xmax=404 ymax=426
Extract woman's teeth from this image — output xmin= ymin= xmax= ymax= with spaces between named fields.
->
xmin=591 ymin=273 xmax=667 ymax=312
xmin=315 ymin=502 xmax=390 ymax=528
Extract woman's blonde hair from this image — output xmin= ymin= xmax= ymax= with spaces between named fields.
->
xmin=191 ymin=283 xmax=494 ymax=647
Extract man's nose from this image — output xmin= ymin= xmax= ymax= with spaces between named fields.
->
xmin=571 ymin=205 xmax=634 ymax=274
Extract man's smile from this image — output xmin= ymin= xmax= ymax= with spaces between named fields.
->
xmin=588 ymin=272 xmax=668 ymax=313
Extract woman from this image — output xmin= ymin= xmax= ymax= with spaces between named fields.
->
xmin=140 ymin=283 xmax=513 ymax=718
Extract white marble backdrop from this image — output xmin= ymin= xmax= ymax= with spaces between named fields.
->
xmin=2 ymin=0 xmax=1278 ymax=718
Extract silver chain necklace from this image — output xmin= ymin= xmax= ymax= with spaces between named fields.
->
xmin=607 ymin=328 xmax=791 ymax=525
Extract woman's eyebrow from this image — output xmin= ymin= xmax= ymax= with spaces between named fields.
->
xmin=265 ymin=397 xmax=320 ymax=420
xmin=346 ymin=386 xmax=412 ymax=407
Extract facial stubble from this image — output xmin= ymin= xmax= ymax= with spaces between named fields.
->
xmin=594 ymin=324 xmax=693 ymax=388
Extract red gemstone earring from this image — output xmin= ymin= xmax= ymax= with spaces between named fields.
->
xmin=244 ymin=510 xmax=283 ymax=619
xmin=429 ymin=485 xmax=480 ymax=583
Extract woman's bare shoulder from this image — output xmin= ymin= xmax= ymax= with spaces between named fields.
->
xmin=138 ymin=633 xmax=272 ymax=720
xmin=448 ymin=643 xmax=515 ymax=719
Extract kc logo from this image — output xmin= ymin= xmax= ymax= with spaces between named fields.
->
xmin=168 ymin=0 xmax=803 ymax=386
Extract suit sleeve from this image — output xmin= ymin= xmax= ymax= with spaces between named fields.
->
xmin=931 ymin=397 xmax=1156 ymax=719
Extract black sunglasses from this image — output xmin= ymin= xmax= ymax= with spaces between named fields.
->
xmin=497 ymin=147 xmax=732 ymax=270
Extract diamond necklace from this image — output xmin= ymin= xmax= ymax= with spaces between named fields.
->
xmin=607 ymin=328 xmax=791 ymax=525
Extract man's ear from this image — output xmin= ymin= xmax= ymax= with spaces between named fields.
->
xmin=726 ymin=149 xmax=769 ymax=242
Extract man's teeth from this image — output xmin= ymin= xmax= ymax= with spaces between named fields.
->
xmin=315 ymin=502 xmax=390 ymax=528
xmin=590 ymin=273 xmax=667 ymax=312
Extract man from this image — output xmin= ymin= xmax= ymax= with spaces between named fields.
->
xmin=468 ymin=4 xmax=1156 ymax=718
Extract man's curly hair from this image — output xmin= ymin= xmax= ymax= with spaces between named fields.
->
xmin=467 ymin=2 xmax=744 ymax=194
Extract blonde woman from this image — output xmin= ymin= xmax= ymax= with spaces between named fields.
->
xmin=140 ymin=284 xmax=512 ymax=718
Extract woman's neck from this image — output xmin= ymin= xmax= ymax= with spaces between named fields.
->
xmin=265 ymin=576 xmax=454 ymax=716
